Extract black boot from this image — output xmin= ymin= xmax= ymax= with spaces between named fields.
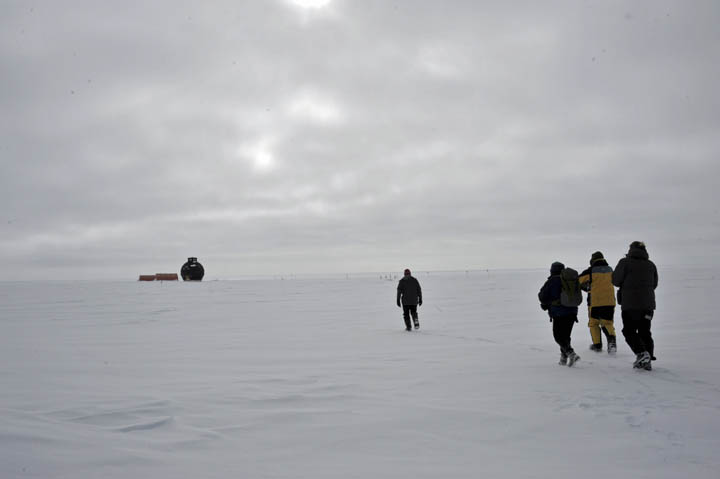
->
xmin=558 ymin=352 xmax=568 ymax=365
xmin=608 ymin=336 xmax=617 ymax=354
xmin=567 ymin=350 xmax=580 ymax=367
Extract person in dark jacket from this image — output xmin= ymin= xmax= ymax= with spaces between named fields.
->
xmin=612 ymin=241 xmax=658 ymax=370
xmin=397 ymin=269 xmax=422 ymax=331
xmin=538 ymin=262 xmax=580 ymax=366
xmin=579 ymin=251 xmax=617 ymax=353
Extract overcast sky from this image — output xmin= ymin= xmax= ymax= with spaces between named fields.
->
xmin=2 ymin=0 xmax=719 ymax=280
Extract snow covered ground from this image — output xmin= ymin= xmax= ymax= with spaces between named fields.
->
xmin=1 ymin=268 xmax=719 ymax=478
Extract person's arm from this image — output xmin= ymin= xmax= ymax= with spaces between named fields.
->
xmin=397 ymin=282 xmax=402 ymax=306
xmin=417 ymin=279 xmax=422 ymax=305
xmin=612 ymin=259 xmax=626 ymax=287
xmin=578 ymin=268 xmax=591 ymax=292
xmin=538 ymin=280 xmax=551 ymax=307
xmin=653 ymin=263 xmax=658 ymax=289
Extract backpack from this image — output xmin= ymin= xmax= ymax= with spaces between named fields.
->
xmin=559 ymin=268 xmax=583 ymax=307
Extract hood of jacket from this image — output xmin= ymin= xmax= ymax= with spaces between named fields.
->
xmin=550 ymin=262 xmax=565 ymax=275
xmin=627 ymin=245 xmax=649 ymax=260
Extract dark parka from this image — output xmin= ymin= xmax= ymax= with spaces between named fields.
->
xmin=612 ymin=244 xmax=658 ymax=311
xmin=397 ymin=275 xmax=422 ymax=306
xmin=538 ymin=262 xmax=579 ymax=318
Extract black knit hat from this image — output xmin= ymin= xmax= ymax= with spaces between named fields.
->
xmin=404 ymin=268 xmax=411 ymax=275
xmin=590 ymin=251 xmax=604 ymax=264
xmin=629 ymin=241 xmax=646 ymax=250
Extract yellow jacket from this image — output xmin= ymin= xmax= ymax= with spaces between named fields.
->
xmin=579 ymin=261 xmax=616 ymax=308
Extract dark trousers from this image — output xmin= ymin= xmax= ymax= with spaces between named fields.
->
xmin=403 ymin=304 xmax=418 ymax=329
xmin=621 ymin=309 xmax=654 ymax=356
xmin=552 ymin=315 xmax=576 ymax=356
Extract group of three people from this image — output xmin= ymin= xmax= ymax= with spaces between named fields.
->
xmin=539 ymin=241 xmax=659 ymax=370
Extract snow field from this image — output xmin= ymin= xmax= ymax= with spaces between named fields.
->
xmin=1 ymin=268 xmax=718 ymax=478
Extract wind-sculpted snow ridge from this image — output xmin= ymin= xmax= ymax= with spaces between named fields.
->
xmin=114 ymin=417 xmax=174 ymax=433
xmin=1 ymin=269 xmax=719 ymax=478
xmin=51 ymin=400 xmax=177 ymax=435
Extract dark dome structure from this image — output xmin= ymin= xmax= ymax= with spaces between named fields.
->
xmin=181 ymin=257 xmax=205 ymax=281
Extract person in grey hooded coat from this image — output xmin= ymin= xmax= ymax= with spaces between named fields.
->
xmin=612 ymin=241 xmax=658 ymax=370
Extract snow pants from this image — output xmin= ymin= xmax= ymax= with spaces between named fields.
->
xmin=621 ymin=309 xmax=654 ymax=357
xmin=402 ymin=304 xmax=418 ymax=329
xmin=588 ymin=317 xmax=616 ymax=345
xmin=552 ymin=315 xmax=576 ymax=356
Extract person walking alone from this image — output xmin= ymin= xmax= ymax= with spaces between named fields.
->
xmin=397 ymin=269 xmax=422 ymax=331
xmin=612 ymin=241 xmax=658 ymax=370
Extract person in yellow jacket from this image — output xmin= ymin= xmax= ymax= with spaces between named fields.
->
xmin=578 ymin=251 xmax=617 ymax=353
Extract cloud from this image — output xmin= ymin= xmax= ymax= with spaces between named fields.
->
xmin=287 ymin=89 xmax=344 ymax=124
xmin=284 ymin=0 xmax=334 ymax=10
xmin=236 ymin=138 xmax=279 ymax=173
xmin=1 ymin=1 xmax=719 ymax=278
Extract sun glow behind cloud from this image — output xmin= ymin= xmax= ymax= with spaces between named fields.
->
xmin=286 ymin=0 xmax=333 ymax=9
xmin=237 ymin=139 xmax=277 ymax=173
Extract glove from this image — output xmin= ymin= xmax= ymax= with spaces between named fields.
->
xmin=396 ymin=300 xmax=401 ymax=307
xmin=418 ymin=299 xmax=422 ymax=306
xmin=540 ymin=304 xmax=548 ymax=311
